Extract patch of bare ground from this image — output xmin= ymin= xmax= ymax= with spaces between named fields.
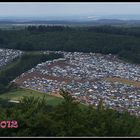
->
xmin=51 ymin=91 xmax=63 ymax=98
xmin=105 ymin=77 xmax=140 ymax=88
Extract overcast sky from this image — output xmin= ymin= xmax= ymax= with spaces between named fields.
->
xmin=0 ymin=2 xmax=140 ymax=18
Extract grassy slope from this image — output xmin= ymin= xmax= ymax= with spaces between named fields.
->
xmin=0 ymin=88 xmax=87 ymax=108
xmin=0 ymin=88 xmax=63 ymax=106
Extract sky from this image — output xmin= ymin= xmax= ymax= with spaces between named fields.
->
xmin=0 ymin=2 xmax=140 ymax=20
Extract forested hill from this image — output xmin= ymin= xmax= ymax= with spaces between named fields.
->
xmin=0 ymin=25 xmax=140 ymax=63
xmin=0 ymin=90 xmax=140 ymax=136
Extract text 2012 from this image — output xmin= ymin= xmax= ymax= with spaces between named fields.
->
xmin=0 ymin=120 xmax=18 ymax=128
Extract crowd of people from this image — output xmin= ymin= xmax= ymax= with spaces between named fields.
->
xmin=0 ymin=48 xmax=23 ymax=68
xmin=14 ymin=51 xmax=140 ymax=116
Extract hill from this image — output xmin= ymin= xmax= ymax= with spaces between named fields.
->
xmin=0 ymin=25 xmax=140 ymax=64
xmin=1 ymin=19 xmax=140 ymax=26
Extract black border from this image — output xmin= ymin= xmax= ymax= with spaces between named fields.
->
xmin=0 ymin=1 xmax=139 ymax=2
xmin=0 ymin=1 xmax=139 ymax=139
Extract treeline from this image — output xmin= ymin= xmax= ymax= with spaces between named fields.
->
xmin=0 ymin=25 xmax=140 ymax=63
xmin=26 ymin=25 xmax=72 ymax=33
xmin=0 ymin=52 xmax=63 ymax=93
xmin=0 ymin=90 xmax=139 ymax=137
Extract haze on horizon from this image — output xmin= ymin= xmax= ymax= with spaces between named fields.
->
xmin=0 ymin=2 xmax=140 ymax=20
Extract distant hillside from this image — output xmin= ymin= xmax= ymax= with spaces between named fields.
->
xmin=1 ymin=19 xmax=140 ymax=26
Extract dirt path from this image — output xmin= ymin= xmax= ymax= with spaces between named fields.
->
xmin=105 ymin=77 xmax=140 ymax=88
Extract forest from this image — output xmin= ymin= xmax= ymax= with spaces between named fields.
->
xmin=0 ymin=25 xmax=140 ymax=63
xmin=0 ymin=90 xmax=139 ymax=137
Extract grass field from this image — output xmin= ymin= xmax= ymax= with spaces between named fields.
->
xmin=0 ymin=88 xmax=63 ymax=106
xmin=0 ymin=25 xmax=25 ymax=30
xmin=0 ymin=88 xmax=87 ymax=108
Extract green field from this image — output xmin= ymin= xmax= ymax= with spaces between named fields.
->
xmin=0 ymin=88 xmax=87 ymax=108
xmin=0 ymin=88 xmax=63 ymax=106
